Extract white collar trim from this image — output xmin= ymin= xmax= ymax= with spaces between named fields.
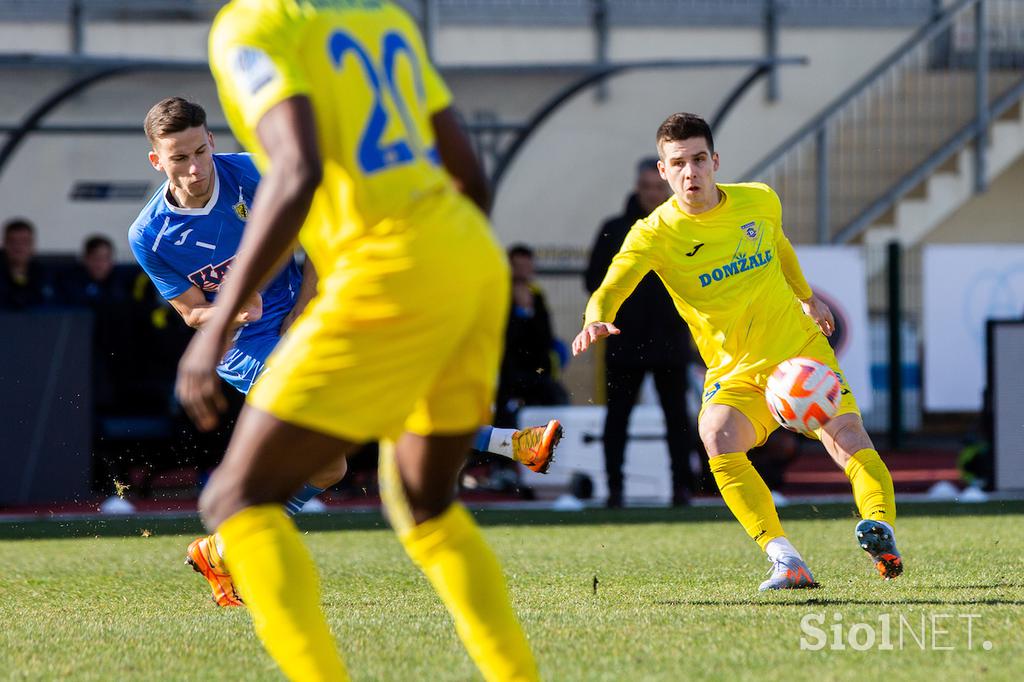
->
xmin=162 ymin=165 xmax=220 ymax=216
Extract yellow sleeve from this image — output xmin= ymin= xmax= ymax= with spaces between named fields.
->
xmin=584 ymin=223 xmax=660 ymax=325
xmin=209 ymin=2 xmax=310 ymax=146
xmin=776 ymin=229 xmax=813 ymax=301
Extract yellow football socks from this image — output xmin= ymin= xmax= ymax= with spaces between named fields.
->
xmin=845 ymin=448 xmax=897 ymax=526
xmin=398 ymin=503 xmax=539 ymax=682
xmin=218 ymin=505 xmax=348 ymax=682
xmin=710 ymin=452 xmax=786 ymax=550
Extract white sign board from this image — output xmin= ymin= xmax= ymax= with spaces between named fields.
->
xmin=795 ymin=246 xmax=873 ymax=411
xmin=924 ymin=245 xmax=1024 ymax=411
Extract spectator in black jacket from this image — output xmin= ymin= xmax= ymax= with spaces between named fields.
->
xmin=0 ymin=218 xmax=53 ymax=309
xmin=496 ymin=244 xmax=568 ymax=426
xmin=585 ymin=158 xmax=696 ymax=507
xmin=58 ymin=235 xmax=140 ymax=412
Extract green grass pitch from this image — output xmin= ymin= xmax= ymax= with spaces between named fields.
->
xmin=2 ymin=502 xmax=1022 ymax=680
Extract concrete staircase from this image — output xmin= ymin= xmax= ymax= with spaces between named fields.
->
xmin=770 ymin=68 xmax=1024 ymax=247
xmin=863 ymin=88 xmax=1024 ymax=250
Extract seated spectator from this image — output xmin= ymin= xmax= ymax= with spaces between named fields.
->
xmin=58 ymin=235 xmax=133 ymax=307
xmin=0 ymin=218 xmax=54 ymax=308
xmin=58 ymin=235 xmax=139 ymax=412
xmin=496 ymin=244 xmax=569 ymax=426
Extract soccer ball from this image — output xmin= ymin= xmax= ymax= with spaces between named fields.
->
xmin=765 ymin=357 xmax=841 ymax=434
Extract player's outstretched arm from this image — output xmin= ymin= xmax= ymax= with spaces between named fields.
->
xmin=177 ymin=95 xmax=321 ymax=431
xmin=432 ymin=107 xmax=490 ymax=214
xmin=572 ymin=322 xmax=621 ymax=356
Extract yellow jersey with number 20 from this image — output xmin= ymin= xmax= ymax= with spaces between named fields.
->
xmin=209 ymin=0 xmax=454 ymax=273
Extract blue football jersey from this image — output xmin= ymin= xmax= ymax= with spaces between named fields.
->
xmin=128 ymin=153 xmax=302 ymax=364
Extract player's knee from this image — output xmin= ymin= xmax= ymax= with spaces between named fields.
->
xmin=825 ymin=413 xmax=872 ymax=454
xmin=309 ymin=457 xmax=347 ymax=489
xmin=698 ymin=418 xmax=734 ymax=456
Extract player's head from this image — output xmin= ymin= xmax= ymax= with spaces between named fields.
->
xmin=507 ymin=244 xmax=535 ymax=284
xmin=634 ymin=156 xmax=670 ymax=214
xmin=655 ymin=113 xmax=720 ymax=214
xmin=145 ymin=97 xmax=216 ymax=206
xmin=3 ymin=218 xmax=35 ymax=267
xmin=82 ymin=234 xmax=115 ymax=282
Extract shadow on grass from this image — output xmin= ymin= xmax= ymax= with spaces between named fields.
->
xmin=2 ymin=500 xmax=1023 ymax=540
xmin=655 ymin=597 xmax=1024 ymax=607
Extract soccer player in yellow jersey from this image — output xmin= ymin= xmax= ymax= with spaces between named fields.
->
xmin=574 ymin=113 xmax=902 ymax=591
xmin=174 ymin=1 xmax=539 ymax=680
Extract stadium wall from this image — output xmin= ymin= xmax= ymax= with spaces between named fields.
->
xmin=0 ymin=19 xmax=920 ymax=257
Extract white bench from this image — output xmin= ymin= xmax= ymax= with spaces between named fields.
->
xmin=518 ymin=405 xmax=681 ymax=505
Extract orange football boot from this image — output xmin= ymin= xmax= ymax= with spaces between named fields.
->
xmin=185 ymin=535 xmax=244 ymax=607
xmin=512 ymin=419 xmax=563 ymax=474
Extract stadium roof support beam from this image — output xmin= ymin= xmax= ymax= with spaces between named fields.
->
xmin=489 ymin=55 xmax=807 ymax=191
xmin=0 ymin=53 xmax=807 ymax=193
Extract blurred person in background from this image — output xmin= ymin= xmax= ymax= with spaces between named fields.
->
xmin=59 ymin=235 xmax=132 ymax=307
xmin=496 ymin=243 xmax=569 ymax=426
xmin=585 ymin=158 xmax=697 ymax=508
xmin=0 ymin=218 xmax=53 ymax=308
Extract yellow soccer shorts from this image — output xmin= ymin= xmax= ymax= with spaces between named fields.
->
xmin=248 ymin=199 xmax=509 ymax=443
xmin=698 ymin=332 xmax=860 ymax=447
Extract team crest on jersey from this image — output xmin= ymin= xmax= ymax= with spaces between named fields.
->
xmin=233 ymin=186 xmax=249 ymax=221
xmin=188 ymin=256 xmax=235 ymax=293
xmin=740 ymin=221 xmax=760 ymax=240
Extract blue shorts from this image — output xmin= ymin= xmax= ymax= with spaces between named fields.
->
xmin=217 ymin=334 xmax=279 ymax=395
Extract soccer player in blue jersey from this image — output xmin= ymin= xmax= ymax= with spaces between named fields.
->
xmin=130 ymin=97 xmax=562 ymax=607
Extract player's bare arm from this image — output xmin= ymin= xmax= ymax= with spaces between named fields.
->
xmin=279 ymin=256 xmax=318 ymax=335
xmin=169 ymin=285 xmax=263 ymax=330
xmin=432 ymin=107 xmax=490 ymax=214
xmin=177 ymin=95 xmax=322 ymax=431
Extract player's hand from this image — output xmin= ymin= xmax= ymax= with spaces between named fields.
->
xmin=801 ymin=293 xmax=835 ymax=337
xmin=176 ymin=327 xmax=231 ymax=432
xmin=572 ymin=322 xmax=620 ymax=356
xmin=237 ymin=291 xmax=263 ymax=324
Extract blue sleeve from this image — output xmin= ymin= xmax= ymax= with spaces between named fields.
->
xmin=128 ymin=229 xmax=193 ymax=301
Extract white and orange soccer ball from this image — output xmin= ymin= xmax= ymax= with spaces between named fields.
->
xmin=765 ymin=357 xmax=841 ymax=434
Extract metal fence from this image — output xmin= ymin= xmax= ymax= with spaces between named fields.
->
xmin=743 ymin=0 xmax=1024 ymax=245
xmin=0 ymin=0 xmax=941 ymax=26
xmin=434 ymin=0 xmax=938 ymax=26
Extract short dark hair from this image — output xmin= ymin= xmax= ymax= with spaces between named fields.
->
xmin=144 ymin=97 xmax=207 ymax=144
xmin=636 ymin=156 xmax=660 ymax=176
xmin=3 ymin=218 xmax=34 ymax=238
xmin=655 ymin=113 xmax=714 ymax=156
xmin=84 ymin=234 xmax=114 ymax=256
xmin=507 ymin=244 xmax=534 ymax=260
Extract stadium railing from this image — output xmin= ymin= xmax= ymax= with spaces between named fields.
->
xmin=0 ymin=1 xmax=939 ymax=27
xmin=741 ymin=0 xmax=1024 ymax=246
